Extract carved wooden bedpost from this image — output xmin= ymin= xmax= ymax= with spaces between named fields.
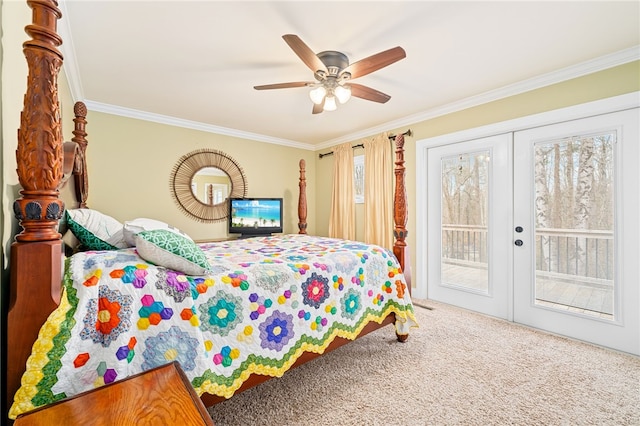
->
xmin=298 ymin=159 xmax=307 ymax=234
xmin=393 ymin=132 xmax=412 ymax=292
xmin=71 ymin=101 xmax=89 ymax=208
xmin=7 ymin=0 xmax=64 ymax=414
xmin=13 ymin=0 xmax=65 ymax=239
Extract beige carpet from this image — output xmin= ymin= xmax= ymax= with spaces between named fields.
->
xmin=207 ymin=300 xmax=640 ymax=425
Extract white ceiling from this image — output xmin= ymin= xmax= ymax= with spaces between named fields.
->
xmin=58 ymin=1 xmax=640 ymax=150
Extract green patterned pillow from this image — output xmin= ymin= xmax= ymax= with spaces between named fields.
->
xmin=65 ymin=209 xmax=128 ymax=251
xmin=135 ymin=229 xmax=211 ymax=275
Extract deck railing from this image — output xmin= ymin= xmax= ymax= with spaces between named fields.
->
xmin=442 ymin=224 xmax=487 ymax=264
xmin=535 ymin=228 xmax=613 ymax=281
xmin=442 ymin=225 xmax=614 ymax=281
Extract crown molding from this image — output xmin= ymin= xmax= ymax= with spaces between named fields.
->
xmin=83 ymin=101 xmax=316 ymax=150
xmin=314 ymin=45 xmax=640 ymax=150
xmin=58 ymin=8 xmax=638 ymax=154
xmin=56 ymin=1 xmax=314 ymax=150
xmin=58 ymin=0 xmax=84 ymax=102
xmin=416 ymin=91 xmax=639 ymax=149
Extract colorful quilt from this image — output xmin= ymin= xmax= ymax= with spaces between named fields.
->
xmin=10 ymin=234 xmax=417 ymax=418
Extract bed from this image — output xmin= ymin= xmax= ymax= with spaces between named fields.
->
xmin=6 ymin=0 xmax=417 ymax=421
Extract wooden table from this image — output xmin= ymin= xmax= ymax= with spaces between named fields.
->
xmin=14 ymin=362 xmax=214 ymax=425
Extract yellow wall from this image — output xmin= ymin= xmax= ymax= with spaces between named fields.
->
xmin=0 ymin=0 xmax=315 ymax=262
xmin=315 ymin=61 xmax=640 ymax=287
xmin=83 ymin=111 xmax=316 ymax=240
xmin=2 ymin=0 xmax=638 ymax=284
xmin=1 ymin=0 xmax=29 ymax=268
xmin=0 ymin=2 xmax=637 ymax=415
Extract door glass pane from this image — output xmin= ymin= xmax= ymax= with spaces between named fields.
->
xmin=533 ymin=132 xmax=615 ymax=320
xmin=441 ymin=151 xmax=489 ymax=292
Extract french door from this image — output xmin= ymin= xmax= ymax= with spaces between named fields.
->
xmin=417 ymin=100 xmax=639 ymax=355
xmin=425 ymin=134 xmax=512 ymax=320
xmin=513 ymin=109 xmax=639 ymax=354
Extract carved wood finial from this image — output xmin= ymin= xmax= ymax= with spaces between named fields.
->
xmin=298 ymin=159 xmax=308 ymax=234
xmin=71 ymin=101 xmax=89 ymax=208
xmin=14 ymin=0 xmax=64 ymax=242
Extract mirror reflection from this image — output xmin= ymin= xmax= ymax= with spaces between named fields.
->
xmin=170 ymin=148 xmax=247 ymax=223
xmin=191 ymin=167 xmax=231 ymax=205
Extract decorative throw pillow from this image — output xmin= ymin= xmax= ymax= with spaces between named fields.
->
xmin=61 ymin=229 xmax=81 ymax=256
xmin=135 ymin=229 xmax=210 ymax=275
xmin=65 ymin=209 xmax=128 ymax=250
xmin=123 ymin=218 xmax=192 ymax=246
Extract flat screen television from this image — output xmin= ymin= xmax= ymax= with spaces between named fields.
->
xmin=228 ymin=197 xmax=283 ymax=238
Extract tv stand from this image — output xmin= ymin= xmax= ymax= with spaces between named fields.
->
xmin=237 ymin=234 xmax=271 ymax=239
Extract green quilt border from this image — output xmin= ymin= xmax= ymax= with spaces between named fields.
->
xmin=31 ymin=259 xmax=414 ymax=405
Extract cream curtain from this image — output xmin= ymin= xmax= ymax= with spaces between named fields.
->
xmin=328 ymin=142 xmax=355 ymax=240
xmin=363 ymin=132 xmax=394 ymax=249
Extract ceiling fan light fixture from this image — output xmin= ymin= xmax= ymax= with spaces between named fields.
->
xmin=323 ymin=95 xmax=337 ymax=111
xmin=309 ymin=86 xmax=326 ymax=104
xmin=334 ymin=85 xmax=351 ymax=104
xmin=255 ymin=35 xmax=406 ymax=114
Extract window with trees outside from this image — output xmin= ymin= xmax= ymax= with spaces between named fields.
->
xmin=533 ymin=132 xmax=614 ymax=319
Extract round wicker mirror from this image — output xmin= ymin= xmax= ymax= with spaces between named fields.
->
xmin=170 ymin=149 xmax=247 ymax=222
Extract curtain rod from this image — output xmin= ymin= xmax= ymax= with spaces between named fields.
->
xmin=318 ymin=129 xmax=412 ymax=159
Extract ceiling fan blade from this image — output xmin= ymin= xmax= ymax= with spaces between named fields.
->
xmin=312 ymin=99 xmax=324 ymax=114
xmin=254 ymin=82 xmax=312 ymax=90
xmin=282 ymin=34 xmax=328 ymax=74
xmin=342 ymin=46 xmax=406 ymax=79
xmin=349 ymin=83 xmax=392 ymax=103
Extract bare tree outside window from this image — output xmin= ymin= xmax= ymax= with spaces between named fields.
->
xmin=441 ymin=151 xmax=490 ymax=292
xmin=533 ymin=133 xmax=615 ymax=318
xmin=439 ymin=133 xmax=615 ymax=318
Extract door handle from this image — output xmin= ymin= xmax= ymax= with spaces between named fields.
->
xmin=514 ymin=239 xmax=523 ymax=246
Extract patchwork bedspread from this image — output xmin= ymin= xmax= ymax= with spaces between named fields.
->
xmin=10 ymin=234 xmax=417 ymax=418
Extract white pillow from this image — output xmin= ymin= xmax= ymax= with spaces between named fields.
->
xmin=65 ymin=208 xmax=128 ymax=250
xmin=135 ymin=229 xmax=210 ymax=276
xmin=123 ymin=218 xmax=192 ymax=246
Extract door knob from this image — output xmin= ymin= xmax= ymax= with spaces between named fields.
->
xmin=515 ymin=226 xmax=523 ymax=233
xmin=514 ymin=239 xmax=523 ymax=246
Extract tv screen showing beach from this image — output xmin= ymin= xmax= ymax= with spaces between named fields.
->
xmin=230 ymin=199 xmax=282 ymax=229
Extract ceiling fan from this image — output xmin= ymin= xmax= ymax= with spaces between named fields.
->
xmin=254 ymin=34 xmax=406 ymax=114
